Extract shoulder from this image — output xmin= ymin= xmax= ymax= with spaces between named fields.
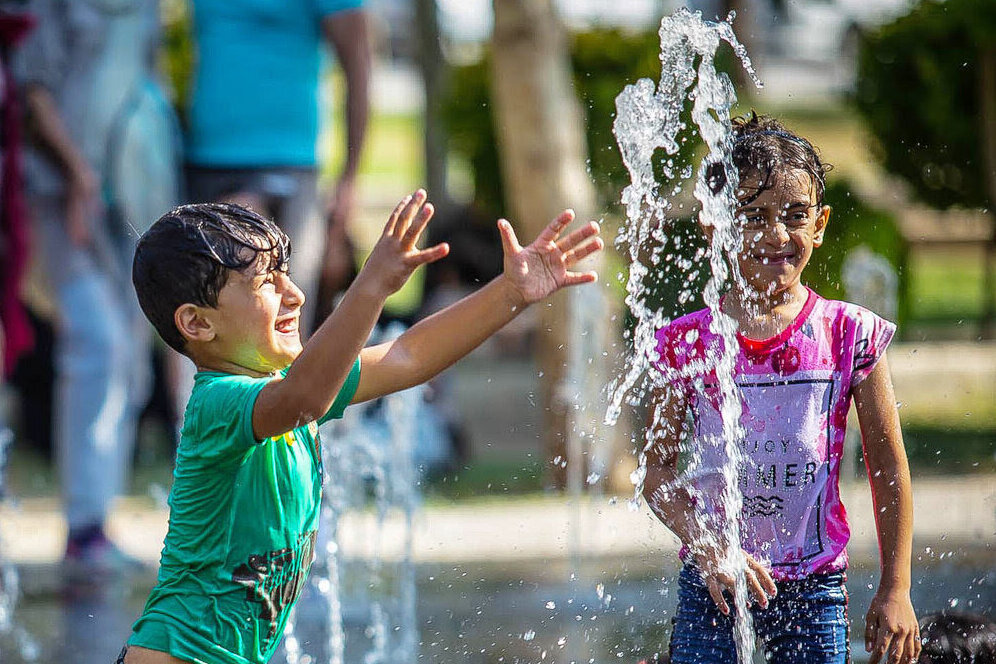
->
xmin=652 ymin=307 xmax=717 ymax=368
xmin=815 ymin=296 xmax=894 ymax=333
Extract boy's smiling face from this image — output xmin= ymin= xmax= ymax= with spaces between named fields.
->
xmin=735 ymin=169 xmax=830 ymax=298
xmin=191 ymin=251 xmax=305 ymax=376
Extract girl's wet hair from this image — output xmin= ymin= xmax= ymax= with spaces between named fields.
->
xmin=706 ymin=112 xmax=832 ymax=206
xmin=132 ymin=203 xmax=290 ymax=353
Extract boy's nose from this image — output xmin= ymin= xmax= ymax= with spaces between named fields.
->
xmin=281 ymin=275 xmax=306 ymax=308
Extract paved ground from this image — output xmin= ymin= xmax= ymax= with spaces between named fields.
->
xmin=3 ymin=474 xmax=992 ymax=572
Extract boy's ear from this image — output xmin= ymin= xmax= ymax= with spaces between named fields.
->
xmin=812 ymin=205 xmax=831 ymax=247
xmin=175 ymin=304 xmax=216 ymax=344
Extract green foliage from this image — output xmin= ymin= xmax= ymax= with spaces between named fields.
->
xmin=855 ymin=0 xmax=996 ymax=209
xmin=159 ymin=0 xmax=195 ymax=128
xmin=442 ymin=59 xmax=506 ymax=217
xmin=805 ymin=180 xmax=910 ymax=327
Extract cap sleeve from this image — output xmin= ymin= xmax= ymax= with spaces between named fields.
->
xmin=318 ymin=357 xmax=361 ymax=424
xmin=850 ymin=308 xmax=896 ymax=388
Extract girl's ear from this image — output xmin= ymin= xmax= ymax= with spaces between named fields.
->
xmin=175 ymin=304 xmax=216 ymax=344
xmin=812 ymin=205 xmax=831 ymax=247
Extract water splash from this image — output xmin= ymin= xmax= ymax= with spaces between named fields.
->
xmin=0 ymin=428 xmax=39 ymax=661
xmin=608 ymin=9 xmax=760 ymax=663
xmin=283 ymin=322 xmax=419 ymax=664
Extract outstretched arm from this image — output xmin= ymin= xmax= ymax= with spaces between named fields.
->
xmin=253 ymin=192 xmax=447 ymax=439
xmin=352 ymin=210 xmax=602 ymax=403
xmin=854 ymin=355 xmax=919 ymax=664
xmin=642 ymin=387 xmax=776 ymax=614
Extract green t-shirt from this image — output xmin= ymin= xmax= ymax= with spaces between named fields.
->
xmin=128 ymin=359 xmax=361 ymax=664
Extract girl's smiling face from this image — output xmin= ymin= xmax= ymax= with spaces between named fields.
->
xmin=735 ymin=169 xmax=831 ymax=298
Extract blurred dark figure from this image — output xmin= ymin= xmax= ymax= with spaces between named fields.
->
xmin=13 ymin=0 xmax=179 ymax=577
xmin=919 ymin=611 xmax=996 ymax=664
xmin=183 ymin=0 xmax=372 ymax=335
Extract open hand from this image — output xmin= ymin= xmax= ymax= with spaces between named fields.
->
xmin=865 ymin=587 xmax=920 ymax=664
xmin=693 ymin=546 xmax=777 ymax=615
xmin=360 ymin=190 xmax=449 ymax=297
xmin=498 ymin=210 xmax=603 ymax=305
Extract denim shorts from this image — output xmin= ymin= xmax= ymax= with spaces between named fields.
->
xmin=669 ymin=564 xmax=850 ymax=664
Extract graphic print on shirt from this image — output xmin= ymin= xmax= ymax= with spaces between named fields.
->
xmin=697 ymin=375 xmax=835 ymax=568
xmin=231 ymin=529 xmax=317 ymax=643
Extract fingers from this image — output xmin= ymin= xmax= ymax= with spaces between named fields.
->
xmin=497 ymin=218 xmax=522 ymax=256
xmin=562 ymin=237 xmax=603 ymax=267
xmin=704 ymin=576 xmax=731 ymax=616
xmin=411 ymin=242 xmax=449 ymax=267
xmin=556 ymin=220 xmax=600 ymax=254
xmin=384 ymin=194 xmax=411 ymax=237
xmin=403 ymin=203 xmax=435 ymax=247
xmin=907 ymin=628 xmax=920 ymax=664
xmin=870 ymin=624 xmax=894 ymax=664
xmin=537 ymin=209 xmax=575 ymax=244
xmin=385 ymin=189 xmax=427 ymax=238
xmin=746 ymin=556 xmax=777 ymax=603
xmin=866 ymin=610 xmax=878 ymax=655
xmin=744 ymin=568 xmax=769 ymax=610
xmin=561 ymin=270 xmax=598 ymax=287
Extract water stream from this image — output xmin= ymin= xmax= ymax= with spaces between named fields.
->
xmin=607 ymin=9 xmax=761 ymax=662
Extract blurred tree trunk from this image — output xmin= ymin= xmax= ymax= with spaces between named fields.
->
xmin=979 ymin=47 xmax=996 ymax=339
xmin=490 ymin=0 xmax=597 ymax=489
xmin=414 ymin=0 xmax=450 ymax=212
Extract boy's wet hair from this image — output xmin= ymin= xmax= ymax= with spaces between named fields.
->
xmin=918 ymin=611 xmax=996 ymax=664
xmin=706 ymin=112 xmax=832 ymax=207
xmin=132 ymin=203 xmax=290 ymax=353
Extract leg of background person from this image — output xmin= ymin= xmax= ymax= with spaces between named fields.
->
xmin=271 ymin=170 xmax=322 ymax=336
xmin=30 ymin=195 xmax=140 ymax=569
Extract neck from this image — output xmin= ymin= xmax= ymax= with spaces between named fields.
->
xmin=725 ymin=281 xmax=809 ymax=338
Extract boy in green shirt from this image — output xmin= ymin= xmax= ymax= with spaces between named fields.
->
xmin=120 ymin=191 xmax=602 ymax=664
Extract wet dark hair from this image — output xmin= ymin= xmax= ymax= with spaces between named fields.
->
xmin=706 ymin=112 xmax=832 ymax=207
xmin=918 ymin=611 xmax=996 ymax=664
xmin=132 ymin=203 xmax=290 ymax=353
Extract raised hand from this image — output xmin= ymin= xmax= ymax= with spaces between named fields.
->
xmin=498 ymin=210 xmax=603 ymax=305
xmin=360 ymin=190 xmax=449 ymax=297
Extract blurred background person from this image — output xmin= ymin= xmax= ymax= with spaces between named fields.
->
xmin=14 ymin=0 xmax=179 ymax=575
xmin=183 ymin=0 xmax=372 ymax=335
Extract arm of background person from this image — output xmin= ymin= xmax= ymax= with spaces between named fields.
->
xmin=322 ymin=8 xmax=371 ymax=228
xmin=22 ymin=85 xmax=98 ymax=246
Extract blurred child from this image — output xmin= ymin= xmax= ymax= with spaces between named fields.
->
xmin=642 ymin=114 xmax=918 ymax=664
xmin=119 ymin=191 xmax=602 ymax=664
xmin=918 ymin=611 xmax=996 ymax=664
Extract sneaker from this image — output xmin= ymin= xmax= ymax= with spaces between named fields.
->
xmin=63 ymin=532 xmax=148 ymax=582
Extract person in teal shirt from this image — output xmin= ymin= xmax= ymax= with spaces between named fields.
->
xmin=120 ymin=190 xmax=603 ymax=663
xmin=185 ymin=0 xmax=371 ymax=335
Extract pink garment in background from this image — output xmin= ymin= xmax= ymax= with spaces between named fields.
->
xmin=0 ymin=11 xmax=36 ymax=378
xmin=652 ymin=289 xmax=895 ymax=580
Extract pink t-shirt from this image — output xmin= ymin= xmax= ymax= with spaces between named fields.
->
xmin=652 ymin=289 xmax=895 ymax=580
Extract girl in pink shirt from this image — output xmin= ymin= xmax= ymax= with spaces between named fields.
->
xmin=643 ymin=114 xmax=919 ymax=664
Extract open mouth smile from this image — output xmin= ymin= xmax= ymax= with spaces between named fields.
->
xmin=275 ymin=317 xmax=299 ymax=334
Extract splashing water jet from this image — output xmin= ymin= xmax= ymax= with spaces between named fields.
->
xmin=607 ymin=9 xmax=761 ymax=663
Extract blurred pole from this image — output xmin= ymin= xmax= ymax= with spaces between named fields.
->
xmin=490 ymin=0 xmax=598 ymax=490
xmin=414 ymin=0 xmax=451 ymax=213
xmin=978 ymin=47 xmax=996 ymax=339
